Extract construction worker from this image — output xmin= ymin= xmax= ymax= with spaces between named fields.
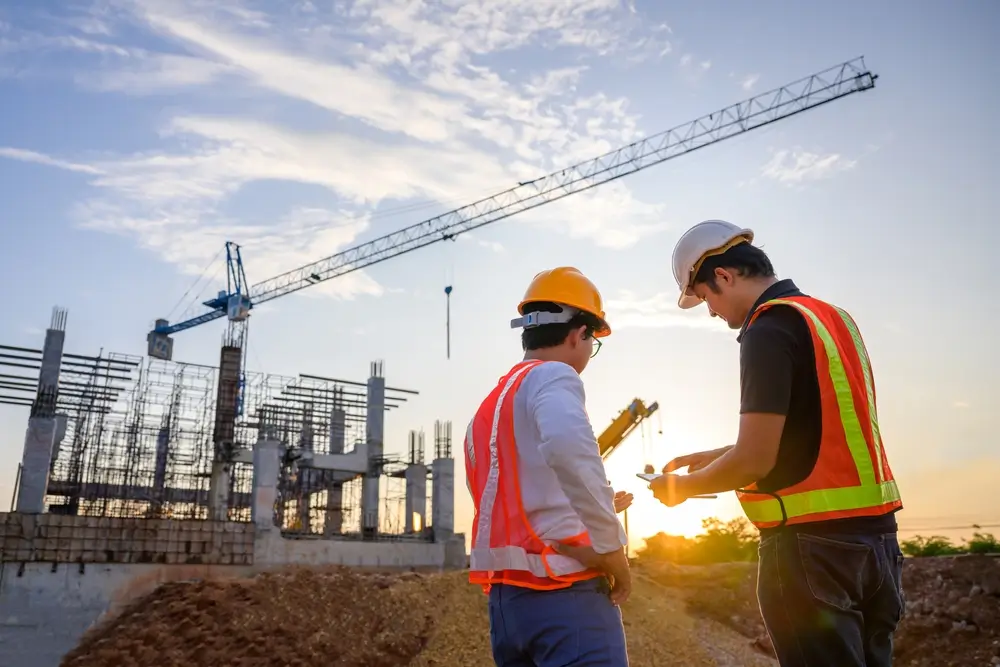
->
xmin=465 ymin=267 xmax=632 ymax=667
xmin=651 ymin=220 xmax=905 ymax=667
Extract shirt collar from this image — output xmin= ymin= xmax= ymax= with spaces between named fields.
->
xmin=736 ymin=278 xmax=803 ymax=342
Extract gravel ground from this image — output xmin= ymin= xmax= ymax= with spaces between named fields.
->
xmin=61 ymin=566 xmax=774 ymax=667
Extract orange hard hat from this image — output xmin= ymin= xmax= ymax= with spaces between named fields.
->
xmin=517 ymin=267 xmax=611 ymax=337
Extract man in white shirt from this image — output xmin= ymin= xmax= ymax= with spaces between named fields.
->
xmin=465 ymin=266 xmax=632 ymax=667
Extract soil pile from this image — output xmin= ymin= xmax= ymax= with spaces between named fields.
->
xmin=62 ymin=567 xmax=773 ymax=667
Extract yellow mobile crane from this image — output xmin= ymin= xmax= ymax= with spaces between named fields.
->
xmin=597 ymin=398 xmax=660 ymax=556
xmin=598 ymin=398 xmax=659 ymax=461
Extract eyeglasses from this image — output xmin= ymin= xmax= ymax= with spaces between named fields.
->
xmin=590 ymin=336 xmax=602 ymax=358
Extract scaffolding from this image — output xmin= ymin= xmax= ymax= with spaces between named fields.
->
xmin=1 ymin=340 xmax=432 ymax=539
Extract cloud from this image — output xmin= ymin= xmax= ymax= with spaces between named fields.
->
xmin=759 ymin=148 xmax=857 ymax=185
xmin=1 ymin=0 xmax=683 ymax=297
xmin=0 ymin=147 xmax=103 ymax=175
xmin=740 ymin=73 xmax=760 ymax=91
xmin=952 ymin=400 xmax=970 ymax=409
xmin=75 ymin=53 xmax=237 ymax=94
xmin=605 ymin=290 xmax=728 ymax=331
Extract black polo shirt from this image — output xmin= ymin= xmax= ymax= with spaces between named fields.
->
xmin=737 ymin=279 xmax=898 ymax=536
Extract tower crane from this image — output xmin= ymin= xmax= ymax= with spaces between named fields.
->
xmin=147 ymin=57 xmax=878 ymax=361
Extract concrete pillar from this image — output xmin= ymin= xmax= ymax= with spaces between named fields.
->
xmin=361 ymin=361 xmax=385 ymax=539
xmin=50 ymin=413 xmax=68 ymax=466
xmin=16 ymin=308 xmax=66 ymax=513
xmin=404 ymin=464 xmax=428 ymax=533
xmin=209 ymin=345 xmax=242 ymax=520
xmin=324 ymin=403 xmax=346 ymax=535
xmin=431 ymin=457 xmax=455 ymax=542
xmin=251 ymin=428 xmax=281 ymax=531
xmin=153 ymin=426 xmax=170 ymax=497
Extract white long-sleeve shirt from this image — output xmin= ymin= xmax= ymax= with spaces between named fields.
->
xmin=502 ymin=360 xmax=627 ymax=555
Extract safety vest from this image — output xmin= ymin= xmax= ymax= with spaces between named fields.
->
xmin=736 ymin=296 xmax=903 ymax=529
xmin=465 ymin=360 xmax=604 ymax=592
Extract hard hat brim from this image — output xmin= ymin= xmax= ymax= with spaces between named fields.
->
xmin=677 ymin=292 xmax=701 ymax=310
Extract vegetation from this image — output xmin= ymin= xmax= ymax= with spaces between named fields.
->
xmin=637 ymin=517 xmax=1000 ymax=564
xmin=900 ymin=529 xmax=1000 ymax=557
xmin=637 ymin=517 xmax=759 ymax=565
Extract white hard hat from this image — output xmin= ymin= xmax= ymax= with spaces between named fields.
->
xmin=671 ymin=220 xmax=755 ymax=309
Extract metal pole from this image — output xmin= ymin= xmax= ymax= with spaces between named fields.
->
xmin=445 ymin=286 xmax=453 ymax=360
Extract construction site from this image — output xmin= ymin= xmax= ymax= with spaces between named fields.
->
xmin=4 ymin=56 xmax=997 ymax=666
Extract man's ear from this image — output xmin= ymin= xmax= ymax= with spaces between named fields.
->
xmin=714 ymin=266 xmax=734 ymax=287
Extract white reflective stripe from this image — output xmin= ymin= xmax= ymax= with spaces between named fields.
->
xmin=474 ymin=362 xmax=538 ymax=555
xmin=470 ymin=545 xmax=589 ymax=579
xmin=465 ymin=419 xmax=476 ymax=469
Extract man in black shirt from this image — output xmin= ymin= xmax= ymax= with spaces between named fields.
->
xmin=648 ymin=220 xmax=905 ymax=667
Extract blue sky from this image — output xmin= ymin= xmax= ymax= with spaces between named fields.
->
xmin=1 ymin=0 xmax=997 ymax=545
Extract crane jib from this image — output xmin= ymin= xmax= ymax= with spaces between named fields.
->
xmin=149 ymin=57 xmax=878 ymax=350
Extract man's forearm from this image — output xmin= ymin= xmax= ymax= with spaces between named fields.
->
xmin=681 ymin=446 xmax=762 ymax=497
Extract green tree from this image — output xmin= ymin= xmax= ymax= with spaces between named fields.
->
xmin=637 ymin=516 xmax=759 ymax=564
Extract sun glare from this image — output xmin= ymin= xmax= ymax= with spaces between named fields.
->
xmin=602 ymin=420 xmax=745 ymax=549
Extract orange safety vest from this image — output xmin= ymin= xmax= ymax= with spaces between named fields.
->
xmin=736 ymin=296 xmax=903 ymax=529
xmin=465 ymin=360 xmax=604 ymax=592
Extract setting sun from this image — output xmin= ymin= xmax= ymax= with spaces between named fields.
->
xmin=601 ymin=420 xmax=745 ymax=547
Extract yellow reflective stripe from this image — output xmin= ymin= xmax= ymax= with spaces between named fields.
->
xmin=763 ymin=299 xmax=876 ymax=486
xmin=742 ymin=480 xmax=901 ymax=524
xmin=834 ymin=307 xmax=885 ymax=481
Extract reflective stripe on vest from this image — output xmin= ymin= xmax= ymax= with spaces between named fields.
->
xmin=466 ymin=360 xmax=600 ymax=590
xmin=737 ymin=297 xmax=902 ymax=527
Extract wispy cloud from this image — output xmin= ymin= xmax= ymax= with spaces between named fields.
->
xmin=953 ymin=400 xmax=970 ymax=409
xmin=0 ymin=147 xmax=103 ymax=174
xmin=606 ymin=290 xmax=728 ymax=331
xmin=0 ymin=1 xmax=681 ymax=296
xmin=740 ymin=73 xmax=760 ymax=91
xmin=759 ymin=148 xmax=858 ymax=185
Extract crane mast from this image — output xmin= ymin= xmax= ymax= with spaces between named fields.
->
xmin=148 ymin=57 xmax=878 ymax=360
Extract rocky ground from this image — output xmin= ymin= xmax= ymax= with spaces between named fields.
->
xmin=645 ymin=555 xmax=1000 ymax=667
xmin=60 ymin=556 xmax=999 ymax=667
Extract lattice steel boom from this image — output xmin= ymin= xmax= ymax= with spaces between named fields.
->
xmin=152 ymin=57 xmax=877 ymax=341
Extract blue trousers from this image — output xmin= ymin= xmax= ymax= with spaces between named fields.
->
xmin=488 ymin=578 xmax=629 ymax=666
xmin=757 ymin=532 xmax=905 ymax=667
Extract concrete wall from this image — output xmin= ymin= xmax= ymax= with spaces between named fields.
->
xmin=0 ymin=561 xmax=250 ymax=667
xmin=0 ymin=512 xmax=466 ymax=667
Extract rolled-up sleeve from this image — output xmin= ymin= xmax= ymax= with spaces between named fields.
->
xmin=529 ymin=364 xmax=627 ymax=554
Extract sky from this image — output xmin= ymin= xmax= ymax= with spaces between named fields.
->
xmin=1 ymin=0 xmax=998 ymax=549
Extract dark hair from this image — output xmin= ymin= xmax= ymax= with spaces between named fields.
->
xmin=521 ymin=301 xmax=603 ymax=351
xmin=692 ymin=242 xmax=775 ymax=294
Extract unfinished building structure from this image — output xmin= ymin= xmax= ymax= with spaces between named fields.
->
xmin=0 ymin=308 xmax=455 ymax=545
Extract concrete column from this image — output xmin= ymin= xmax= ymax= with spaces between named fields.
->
xmin=209 ymin=345 xmax=242 ymax=521
xmin=16 ymin=308 xmax=66 ymax=513
xmin=361 ymin=361 xmax=385 ymax=539
xmin=324 ymin=403 xmax=346 ymax=535
xmin=431 ymin=457 xmax=455 ymax=542
xmin=251 ymin=429 xmax=281 ymax=531
xmin=404 ymin=464 xmax=427 ymax=533
xmin=153 ymin=426 xmax=170 ymax=497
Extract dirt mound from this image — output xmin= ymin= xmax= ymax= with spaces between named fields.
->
xmin=642 ymin=556 xmax=1000 ymax=667
xmin=62 ymin=567 xmax=773 ymax=667
xmin=894 ymin=555 xmax=1000 ymax=666
xmin=61 ymin=568 xmax=437 ymax=667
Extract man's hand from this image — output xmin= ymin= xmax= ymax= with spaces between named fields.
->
xmin=662 ymin=446 xmax=733 ymax=474
xmin=649 ymin=473 xmax=689 ymax=507
xmin=554 ymin=544 xmax=632 ymax=606
xmin=613 ymin=490 xmax=633 ymax=513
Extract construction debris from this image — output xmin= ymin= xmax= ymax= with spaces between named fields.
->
xmin=61 ymin=567 xmax=773 ymax=667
